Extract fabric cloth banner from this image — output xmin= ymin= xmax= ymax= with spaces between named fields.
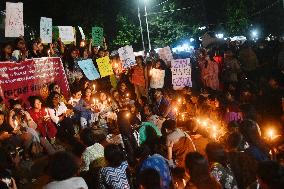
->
xmin=118 ymin=45 xmax=136 ymax=69
xmin=92 ymin=27 xmax=104 ymax=46
xmin=96 ymin=56 xmax=114 ymax=77
xmin=171 ymin=58 xmax=192 ymax=90
xmin=40 ymin=17 xmax=52 ymax=44
xmin=0 ymin=58 xmax=69 ymax=104
xmin=5 ymin=2 xmax=24 ymax=37
xmin=150 ymin=68 xmax=165 ymax=89
xmin=78 ymin=59 xmax=100 ymax=80
xmin=158 ymin=46 xmax=173 ymax=63
xmin=78 ymin=26 xmax=85 ymax=40
xmin=58 ymin=26 xmax=75 ymax=44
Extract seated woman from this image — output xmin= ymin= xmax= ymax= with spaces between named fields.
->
xmin=68 ymin=87 xmax=93 ymax=129
xmin=82 ymin=87 xmax=94 ymax=106
xmin=80 ymin=128 xmax=104 ymax=172
xmin=44 ymin=151 xmax=88 ymax=189
xmin=96 ymin=92 xmax=116 ymax=129
xmin=48 ymin=83 xmax=67 ymax=104
xmin=99 ymin=144 xmax=130 ymax=189
xmin=28 ymin=96 xmax=57 ymax=144
xmin=185 ymin=152 xmax=221 ymax=189
xmin=206 ymin=142 xmax=238 ymax=189
xmin=47 ymin=92 xmax=75 ymax=141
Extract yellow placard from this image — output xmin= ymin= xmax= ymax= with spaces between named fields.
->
xmin=96 ymin=56 xmax=114 ymax=77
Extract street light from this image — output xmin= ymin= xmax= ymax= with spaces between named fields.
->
xmin=137 ymin=0 xmax=145 ymax=51
xmin=144 ymin=0 xmax=152 ymax=51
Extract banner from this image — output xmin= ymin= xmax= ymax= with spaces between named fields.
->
xmin=92 ymin=27 xmax=104 ymax=46
xmin=40 ymin=17 xmax=52 ymax=44
xmin=58 ymin=26 xmax=75 ymax=44
xmin=118 ymin=45 xmax=136 ymax=69
xmin=78 ymin=59 xmax=100 ymax=80
xmin=78 ymin=26 xmax=85 ymax=40
xmin=158 ymin=46 xmax=173 ymax=63
xmin=150 ymin=68 xmax=165 ymax=89
xmin=171 ymin=58 xmax=192 ymax=90
xmin=5 ymin=2 xmax=24 ymax=37
xmin=0 ymin=58 xmax=69 ymax=104
xmin=96 ymin=56 xmax=114 ymax=77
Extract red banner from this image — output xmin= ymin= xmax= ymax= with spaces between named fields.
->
xmin=0 ymin=57 xmax=69 ymax=105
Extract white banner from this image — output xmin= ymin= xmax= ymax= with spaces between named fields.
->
xmin=40 ymin=17 xmax=52 ymax=44
xmin=171 ymin=58 xmax=192 ymax=90
xmin=118 ymin=45 xmax=136 ymax=69
xmin=58 ymin=26 xmax=75 ymax=43
xmin=5 ymin=2 xmax=24 ymax=37
xmin=150 ymin=68 xmax=165 ymax=89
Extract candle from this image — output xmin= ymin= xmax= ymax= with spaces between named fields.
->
xmin=126 ymin=93 xmax=129 ymax=98
xmin=182 ymin=114 xmax=185 ymax=121
xmin=93 ymin=85 xmax=96 ymax=92
xmin=93 ymin=98 xmax=96 ymax=106
xmin=178 ymin=98 xmax=182 ymax=104
xmin=47 ymin=50 xmax=51 ymax=57
xmin=14 ymin=120 xmax=18 ymax=130
xmin=268 ymin=129 xmax=274 ymax=141
xmin=126 ymin=113 xmax=130 ymax=118
xmin=108 ymin=98 xmax=111 ymax=103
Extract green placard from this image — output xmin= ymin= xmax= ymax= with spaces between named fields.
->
xmin=92 ymin=27 xmax=104 ymax=46
xmin=52 ymin=26 xmax=59 ymax=41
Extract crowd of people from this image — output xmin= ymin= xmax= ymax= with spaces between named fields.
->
xmin=0 ymin=35 xmax=284 ymax=189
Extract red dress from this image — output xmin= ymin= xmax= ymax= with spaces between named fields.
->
xmin=29 ymin=108 xmax=57 ymax=138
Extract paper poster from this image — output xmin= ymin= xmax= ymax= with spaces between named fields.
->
xmin=78 ymin=26 xmax=85 ymax=40
xmin=78 ymin=59 xmax=100 ymax=80
xmin=92 ymin=27 xmax=104 ymax=46
xmin=150 ymin=68 xmax=165 ymax=89
xmin=5 ymin=2 xmax=24 ymax=37
xmin=171 ymin=58 xmax=192 ymax=89
xmin=40 ymin=17 xmax=52 ymax=44
xmin=158 ymin=46 xmax=173 ymax=63
xmin=96 ymin=56 xmax=114 ymax=77
xmin=0 ymin=58 xmax=69 ymax=104
xmin=58 ymin=26 xmax=75 ymax=44
xmin=118 ymin=45 xmax=136 ymax=69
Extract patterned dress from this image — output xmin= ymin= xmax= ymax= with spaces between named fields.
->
xmin=99 ymin=161 xmax=130 ymax=189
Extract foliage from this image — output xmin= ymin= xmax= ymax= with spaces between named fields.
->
xmin=112 ymin=15 xmax=140 ymax=47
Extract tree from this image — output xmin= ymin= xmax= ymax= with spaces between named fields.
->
xmin=112 ymin=15 xmax=140 ymax=48
xmin=226 ymin=0 xmax=249 ymax=35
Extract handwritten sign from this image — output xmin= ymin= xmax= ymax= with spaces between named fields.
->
xmin=96 ymin=56 xmax=114 ymax=77
xmin=92 ymin=27 xmax=104 ymax=46
xmin=150 ymin=68 xmax=165 ymax=89
xmin=78 ymin=59 xmax=100 ymax=80
xmin=58 ymin=26 xmax=75 ymax=44
xmin=171 ymin=58 xmax=192 ymax=89
xmin=78 ymin=26 xmax=85 ymax=40
xmin=118 ymin=45 xmax=136 ymax=69
xmin=158 ymin=46 xmax=173 ymax=63
xmin=40 ymin=17 xmax=52 ymax=44
xmin=5 ymin=2 xmax=24 ymax=37
xmin=0 ymin=58 xmax=69 ymax=104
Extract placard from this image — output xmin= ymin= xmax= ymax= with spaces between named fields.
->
xmin=58 ymin=26 xmax=75 ymax=44
xmin=40 ymin=17 xmax=52 ymax=44
xmin=0 ymin=58 xmax=69 ymax=104
xmin=158 ymin=46 xmax=173 ymax=63
xmin=118 ymin=45 xmax=136 ymax=69
xmin=150 ymin=68 xmax=165 ymax=89
xmin=5 ymin=2 xmax=24 ymax=37
xmin=92 ymin=27 xmax=104 ymax=46
xmin=96 ymin=57 xmax=114 ymax=77
xmin=78 ymin=59 xmax=100 ymax=80
xmin=171 ymin=58 xmax=192 ymax=89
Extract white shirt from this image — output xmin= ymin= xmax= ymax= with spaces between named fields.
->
xmin=48 ymin=102 xmax=68 ymax=124
xmin=81 ymin=143 xmax=104 ymax=171
xmin=43 ymin=177 xmax=88 ymax=189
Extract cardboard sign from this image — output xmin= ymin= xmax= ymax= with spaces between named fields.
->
xmin=96 ymin=56 xmax=114 ymax=77
xmin=150 ymin=68 xmax=165 ymax=89
xmin=40 ymin=17 xmax=52 ymax=44
xmin=92 ymin=27 xmax=104 ymax=46
xmin=0 ymin=58 xmax=69 ymax=104
xmin=5 ymin=2 xmax=24 ymax=37
xmin=171 ymin=58 xmax=192 ymax=89
xmin=58 ymin=26 xmax=75 ymax=44
xmin=158 ymin=46 xmax=173 ymax=63
xmin=78 ymin=59 xmax=100 ymax=80
xmin=118 ymin=45 xmax=136 ymax=69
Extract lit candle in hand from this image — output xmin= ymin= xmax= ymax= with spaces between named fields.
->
xmin=14 ymin=120 xmax=18 ymax=130
xmin=93 ymin=85 xmax=96 ymax=92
